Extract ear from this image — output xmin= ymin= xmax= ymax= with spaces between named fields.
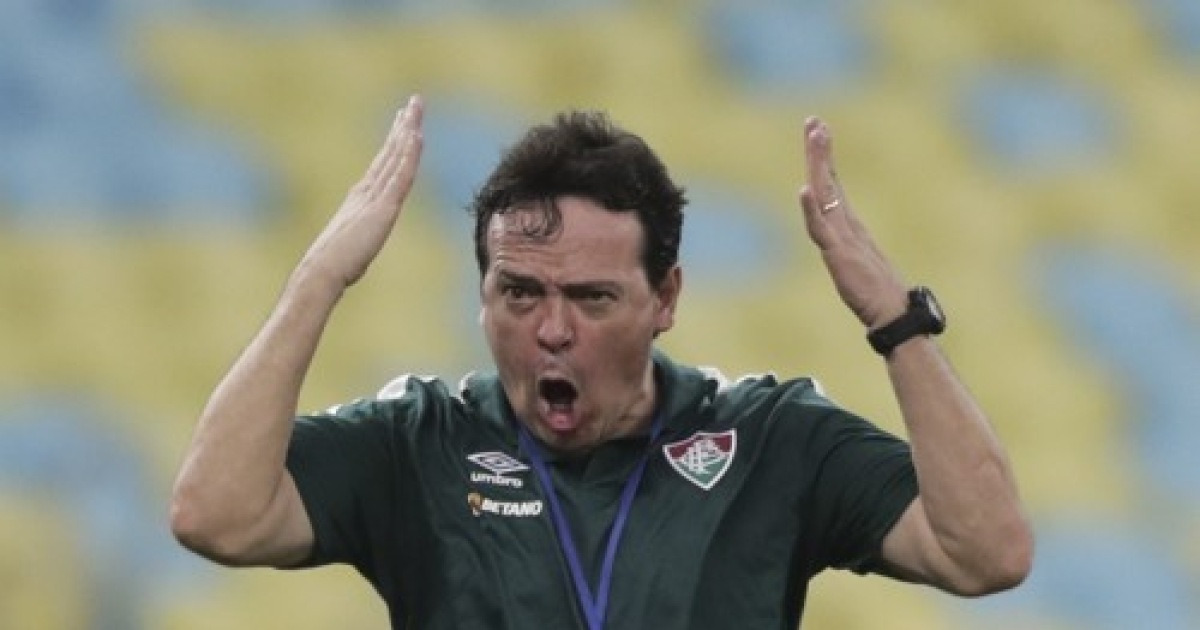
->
xmin=653 ymin=266 xmax=682 ymax=335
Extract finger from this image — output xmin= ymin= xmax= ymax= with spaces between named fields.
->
xmin=371 ymin=96 xmax=419 ymax=200
xmin=406 ymin=93 xmax=424 ymax=128
xmin=382 ymin=96 xmax=425 ymax=204
xmin=803 ymin=117 xmax=845 ymax=213
xmin=799 ymin=184 xmax=836 ymax=250
xmin=383 ymin=127 xmax=424 ymax=205
xmin=842 ymin=197 xmax=875 ymax=244
xmin=363 ymin=97 xmax=413 ymax=186
xmin=805 ymin=117 xmax=879 ymax=246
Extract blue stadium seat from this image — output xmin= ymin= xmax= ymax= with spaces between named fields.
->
xmin=0 ymin=0 xmax=271 ymax=225
xmin=1037 ymin=245 xmax=1200 ymax=505
xmin=959 ymin=69 xmax=1116 ymax=175
xmin=0 ymin=50 xmax=43 ymax=136
xmin=419 ymin=96 xmax=525 ymax=236
xmin=0 ymin=395 xmax=203 ymax=629
xmin=178 ymin=0 xmax=623 ymax=20
xmin=702 ymin=0 xmax=869 ymax=96
xmin=969 ymin=519 xmax=1196 ymax=629
xmin=1143 ymin=0 xmax=1200 ymax=62
xmin=679 ymin=184 xmax=781 ymax=290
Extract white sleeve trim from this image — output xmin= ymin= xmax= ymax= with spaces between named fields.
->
xmin=376 ymin=373 xmax=441 ymax=401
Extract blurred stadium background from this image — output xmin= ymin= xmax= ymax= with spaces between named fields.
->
xmin=3 ymin=0 xmax=1200 ymax=627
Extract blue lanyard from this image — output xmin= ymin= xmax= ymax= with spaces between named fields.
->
xmin=518 ymin=414 xmax=665 ymax=630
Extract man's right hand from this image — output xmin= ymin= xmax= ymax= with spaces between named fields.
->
xmin=170 ymin=96 xmax=425 ymax=568
xmin=297 ymin=95 xmax=425 ymax=290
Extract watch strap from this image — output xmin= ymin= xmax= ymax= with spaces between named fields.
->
xmin=866 ymin=287 xmax=945 ymax=356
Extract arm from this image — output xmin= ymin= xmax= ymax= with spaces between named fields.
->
xmin=797 ymin=117 xmax=1033 ymax=595
xmin=169 ymin=96 xmax=425 ymax=567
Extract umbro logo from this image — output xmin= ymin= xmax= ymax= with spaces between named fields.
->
xmin=467 ymin=451 xmax=529 ymax=488
xmin=467 ymin=451 xmax=529 ymax=475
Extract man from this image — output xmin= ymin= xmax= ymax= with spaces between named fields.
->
xmin=170 ymin=95 xmax=1033 ymax=629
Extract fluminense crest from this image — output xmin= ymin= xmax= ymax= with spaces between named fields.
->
xmin=662 ymin=429 xmax=736 ymax=491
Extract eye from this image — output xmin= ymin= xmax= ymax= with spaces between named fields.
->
xmin=580 ymin=289 xmax=614 ymax=302
xmin=501 ymin=283 xmax=541 ymax=304
xmin=569 ymin=287 xmax=617 ymax=315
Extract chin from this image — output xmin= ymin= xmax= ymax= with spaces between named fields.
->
xmin=535 ymin=422 xmax=594 ymax=453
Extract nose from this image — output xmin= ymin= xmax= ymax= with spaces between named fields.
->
xmin=536 ymin=296 xmax=574 ymax=352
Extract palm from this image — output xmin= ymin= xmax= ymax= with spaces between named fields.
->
xmin=301 ymin=96 xmax=425 ymax=288
xmin=798 ymin=117 xmax=907 ymax=329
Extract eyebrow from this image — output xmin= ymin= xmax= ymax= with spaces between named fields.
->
xmin=495 ymin=270 xmax=621 ymax=293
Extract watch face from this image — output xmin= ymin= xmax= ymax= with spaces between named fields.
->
xmin=918 ymin=287 xmax=947 ymax=331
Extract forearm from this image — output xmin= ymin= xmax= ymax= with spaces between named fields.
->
xmin=170 ymin=268 xmax=343 ymax=557
xmin=886 ymin=336 xmax=1032 ymax=587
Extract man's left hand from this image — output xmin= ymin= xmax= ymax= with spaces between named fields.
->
xmin=798 ymin=117 xmax=908 ymax=330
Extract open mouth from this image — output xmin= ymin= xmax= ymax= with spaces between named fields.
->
xmin=538 ymin=377 xmax=578 ymax=409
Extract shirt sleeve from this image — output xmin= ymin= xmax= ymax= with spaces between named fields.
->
xmin=798 ymin=400 xmax=918 ymax=576
xmin=285 ymin=396 xmax=401 ymax=573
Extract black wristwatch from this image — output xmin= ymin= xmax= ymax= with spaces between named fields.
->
xmin=867 ymin=286 xmax=946 ymax=356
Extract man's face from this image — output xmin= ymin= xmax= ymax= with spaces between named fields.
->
xmin=479 ymin=196 xmax=680 ymax=452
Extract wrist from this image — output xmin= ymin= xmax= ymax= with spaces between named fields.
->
xmin=862 ymin=288 xmax=910 ymax=331
xmin=866 ymin=304 xmax=908 ymax=333
xmin=866 ymin=286 xmax=946 ymax=356
xmin=881 ymin=333 xmax=935 ymax=361
xmin=285 ymin=264 xmax=348 ymax=304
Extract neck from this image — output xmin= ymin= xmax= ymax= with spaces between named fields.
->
xmin=596 ymin=361 xmax=660 ymax=445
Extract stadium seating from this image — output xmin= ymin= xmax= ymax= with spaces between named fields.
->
xmin=2 ymin=0 xmax=1198 ymax=628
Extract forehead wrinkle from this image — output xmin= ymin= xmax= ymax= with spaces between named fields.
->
xmin=485 ymin=199 xmax=646 ymax=286
xmin=490 ymin=256 xmax=615 ymax=289
xmin=486 ymin=215 xmax=562 ymax=266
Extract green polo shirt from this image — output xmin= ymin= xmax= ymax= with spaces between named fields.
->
xmin=286 ymin=352 xmax=918 ymax=629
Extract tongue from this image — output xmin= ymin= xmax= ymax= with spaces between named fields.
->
xmin=544 ymin=402 xmax=578 ymax=432
xmin=539 ymin=378 xmax=579 ymax=432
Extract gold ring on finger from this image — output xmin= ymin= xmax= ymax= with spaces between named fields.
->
xmin=821 ymin=198 xmax=841 ymax=213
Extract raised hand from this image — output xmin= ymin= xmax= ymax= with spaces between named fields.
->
xmin=798 ymin=116 xmax=908 ymax=330
xmin=297 ymin=95 xmax=425 ymax=289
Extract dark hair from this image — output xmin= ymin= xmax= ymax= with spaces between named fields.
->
xmin=469 ymin=111 xmax=687 ymax=288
